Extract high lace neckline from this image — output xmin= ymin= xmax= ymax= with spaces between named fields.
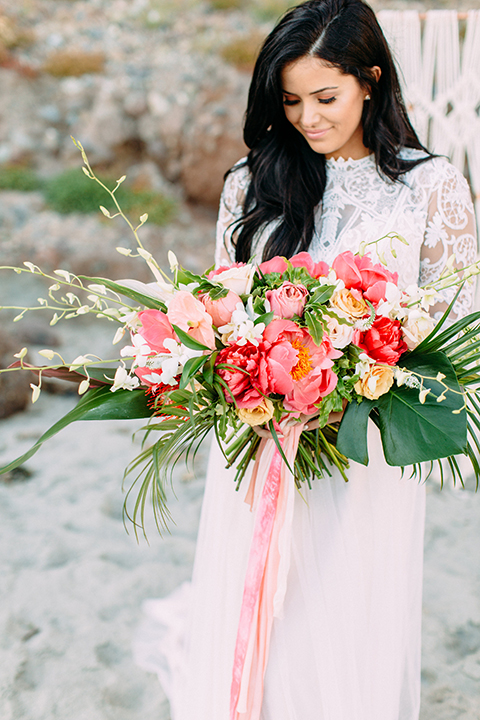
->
xmin=325 ymin=154 xmax=375 ymax=170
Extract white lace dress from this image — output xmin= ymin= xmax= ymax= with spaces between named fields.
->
xmin=135 ymin=150 xmax=476 ymax=720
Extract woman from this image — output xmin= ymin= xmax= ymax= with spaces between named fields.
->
xmin=136 ymin=2 xmax=477 ymax=719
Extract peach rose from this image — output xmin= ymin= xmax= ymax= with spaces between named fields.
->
xmin=167 ymin=291 xmax=215 ymax=349
xmin=330 ymin=288 xmax=368 ymax=318
xmin=199 ymin=289 xmax=242 ymax=327
xmin=208 ymin=263 xmax=255 ymax=295
xmin=237 ymin=398 xmax=275 ymax=426
xmin=402 ymin=310 xmax=435 ymax=350
xmin=354 ymin=364 xmax=394 ymax=400
xmin=325 ymin=313 xmax=356 ymax=349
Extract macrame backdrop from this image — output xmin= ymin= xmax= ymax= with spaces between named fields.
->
xmin=378 ymin=10 xmax=480 ymax=228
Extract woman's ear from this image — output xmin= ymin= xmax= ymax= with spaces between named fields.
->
xmin=371 ymin=66 xmax=382 ymax=83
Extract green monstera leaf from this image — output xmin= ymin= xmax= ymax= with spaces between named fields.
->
xmin=337 ymin=351 xmax=467 ymax=467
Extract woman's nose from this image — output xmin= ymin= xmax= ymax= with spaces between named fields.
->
xmin=301 ymin=102 xmax=321 ymax=128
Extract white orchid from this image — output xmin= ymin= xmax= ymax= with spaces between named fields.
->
xmin=144 ymin=338 xmax=203 ymax=386
xmin=111 ymin=366 xmax=140 ymax=392
xmin=120 ymin=334 xmax=152 ymax=367
xmin=218 ymin=299 xmax=265 ymax=346
xmin=374 ymin=282 xmax=408 ymax=320
xmin=355 ymin=352 xmax=375 ymax=379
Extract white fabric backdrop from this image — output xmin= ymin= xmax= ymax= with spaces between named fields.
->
xmin=378 ymin=10 xmax=480 ymax=230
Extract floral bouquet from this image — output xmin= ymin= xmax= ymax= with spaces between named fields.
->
xmin=1 ymin=140 xmax=480 ymax=533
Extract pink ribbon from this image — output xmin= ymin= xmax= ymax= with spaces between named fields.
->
xmin=230 ymin=422 xmax=305 ymax=720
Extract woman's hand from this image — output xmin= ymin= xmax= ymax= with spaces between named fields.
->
xmin=252 ymin=402 xmax=346 ymax=439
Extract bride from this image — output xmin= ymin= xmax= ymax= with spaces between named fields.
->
xmin=136 ymin=1 xmax=477 ymax=719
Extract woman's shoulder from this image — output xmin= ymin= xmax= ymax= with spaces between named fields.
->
xmin=223 ymin=157 xmax=251 ymax=191
xmin=219 ymin=157 xmax=251 ymax=215
xmin=399 ymin=147 xmax=469 ymax=190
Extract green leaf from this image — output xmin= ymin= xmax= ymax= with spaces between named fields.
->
xmin=207 ymin=284 xmax=229 ymax=300
xmin=337 ymin=398 xmax=375 ymax=465
xmin=79 ymin=275 xmax=165 ymax=310
xmin=254 ymin=311 xmax=274 ymax=326
xmin=202 ymin=352 xmax=217 ymax=385
xmin=338 ymin=351 xmax=467 ymax=467
xmin=0 ymin=386 xmax=151 ymax=474
xmin=376 ymin=351 xmax=466 ymax=465
xmin=179 ymin=355 xmax=208 ymax=389
xmin=308 ymin=284 xmax=336 ymax=304
xmin=171 ymin=324 xmax=210 ymax=351
xmin=304 ymin=309 xmax=325 ymax=345
xmin=177 ymin=268 xmax=202 ymax=286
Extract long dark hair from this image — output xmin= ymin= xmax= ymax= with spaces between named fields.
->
xmin=229 ymin=0 xmax=432 ymax=262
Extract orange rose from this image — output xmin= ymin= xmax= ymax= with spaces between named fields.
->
xmin=330 ymin=288 xmax=368 ymax=318
xmin=237 ymin=398 xmax=275 ymax=426
xmin=354 ymin=364 xmax=394 ymax=400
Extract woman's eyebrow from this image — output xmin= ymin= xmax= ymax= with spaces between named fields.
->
xmin=282 ymin=86 xmax=339 ymax=95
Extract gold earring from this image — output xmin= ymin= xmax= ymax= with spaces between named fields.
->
xmin=365 ymin=94 xmax=371 ymax=100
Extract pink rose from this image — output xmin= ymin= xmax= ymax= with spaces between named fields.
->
xmin=266 ymin=282 xmax=309 ymax=319
xmin=167 ymin=291 xmax=215 ymax=349
xmin=199 ymin=289 xmax=242 ymax=327
xmin=289 ymin=252 xmax=329 ymax=279
xmin=258 ymin=256 xmax=289 ymax=276
xmin=137 ymin=310 xmax=176 ymax=352
xmin=332 ymin=251 xmax=363 ymax=289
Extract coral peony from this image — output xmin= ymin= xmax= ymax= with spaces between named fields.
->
xmin=258 ymin=320 xmax=299 ymax=396
xmin=282 ymin=328 xmax=342 ymax=414
xmin=358 ymin=316 xmax=408 ymax=364
xmin=258 ymin=256 xmax=289 ymax=276
xmin=332 ymin=251 xmax=363 ymax=289
xmin=215 ymin=342 xmax=264 ymax=408
xmin=289 ymin=252 xmax=329 ymax=278
xmin=356 ymin=254 xmax=398 ymax=289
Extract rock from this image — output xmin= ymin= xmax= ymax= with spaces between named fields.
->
xmin=180 ymin=88 xmax=249 ymax=205
xmin=125 ymin=161 xmax=182 ymax=201
xmin=0 ymin=328 xmax=31 ymax=419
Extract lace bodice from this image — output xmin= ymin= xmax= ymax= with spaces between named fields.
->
xmin=215 ymin=149 xmax=477 ymax=319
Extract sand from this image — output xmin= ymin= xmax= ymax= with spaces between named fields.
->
xmin=0 ymin=296 xmax=479 ymax=720
xmin=0 ymin=391 xmax=479 ymax=720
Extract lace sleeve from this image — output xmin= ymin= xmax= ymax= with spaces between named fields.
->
xmin=419 ymin=161 xmax=477 ymax=320
xmin=214 ymin=160 xmax=250 ymax=268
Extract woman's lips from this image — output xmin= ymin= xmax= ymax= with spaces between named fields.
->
xmin=302 ymin=127 xmax=330 ymax=139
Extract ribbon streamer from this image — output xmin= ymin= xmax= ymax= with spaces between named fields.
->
xmin=230 ymin=422 xmax=305 ymax=720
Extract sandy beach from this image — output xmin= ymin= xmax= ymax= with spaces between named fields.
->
xmin=0 ymin=363 xmax=479 ymax=719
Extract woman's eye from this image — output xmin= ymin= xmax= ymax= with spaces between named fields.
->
xmin=283 ymin=97 xmax=299 ymax=106
xmin=319 ymin=97 xmax=336 ymax=104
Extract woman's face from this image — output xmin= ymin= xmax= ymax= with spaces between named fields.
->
xmin=281 ymin=57 xmax=377 ymax=160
